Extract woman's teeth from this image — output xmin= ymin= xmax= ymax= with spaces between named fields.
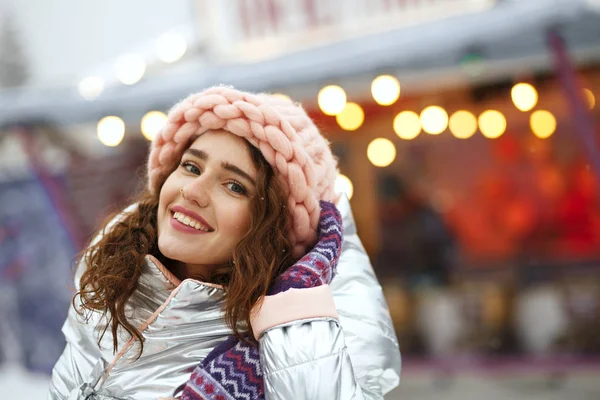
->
xmin=173 ymin=212 xmax=210 ymax=232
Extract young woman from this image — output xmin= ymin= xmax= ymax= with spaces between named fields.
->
xmin=49 ymin=86 xmax=401 ymax=400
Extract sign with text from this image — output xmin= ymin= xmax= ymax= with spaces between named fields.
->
xmin=198 ymin=0 xmax=496 ymax=62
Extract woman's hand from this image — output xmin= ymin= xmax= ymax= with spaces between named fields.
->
xmin=268 ymin=200 xmax=343 ymax=295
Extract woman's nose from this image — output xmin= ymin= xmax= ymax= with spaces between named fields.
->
xmin=183 ymin=177 xmax=211 ymax=208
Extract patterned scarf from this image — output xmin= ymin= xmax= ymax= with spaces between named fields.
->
xmin=180 ymin=201 xmax=343 ymax=400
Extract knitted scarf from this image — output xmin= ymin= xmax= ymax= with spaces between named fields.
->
xmin=179 ymin=201 xmax=343 ymax=400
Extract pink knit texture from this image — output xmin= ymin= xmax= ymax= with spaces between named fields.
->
xmin=147 ymin=86 xmax=339 ymax=257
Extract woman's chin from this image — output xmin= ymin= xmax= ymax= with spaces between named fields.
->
xmin=157 ymin=236 xmax=234 ymax=268
xmin=158 ymin=238 xmax=190 ymax=262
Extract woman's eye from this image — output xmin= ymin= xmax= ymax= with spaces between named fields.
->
xmin=226 ymin=182 xmax=247 ymax=195
xmin=180 ymin=162 xmax=201 ymax=175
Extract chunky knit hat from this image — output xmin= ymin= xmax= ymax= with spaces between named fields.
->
xmin=147 ymin=86 xmax=339 ymax=257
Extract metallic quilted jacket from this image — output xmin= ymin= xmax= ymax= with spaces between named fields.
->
xmin=48 ymin=196 xmax=401 ymax=399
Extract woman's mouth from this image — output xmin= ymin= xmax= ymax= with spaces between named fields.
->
xmin=170 ymin=211 xmax=214 ymax=234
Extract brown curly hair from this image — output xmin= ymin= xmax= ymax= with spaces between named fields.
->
xmin=74 ymin=141 xmax=294 ymax=356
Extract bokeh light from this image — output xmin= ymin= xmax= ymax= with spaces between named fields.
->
xmin=530 ymin=110 xmax=556 ymax=139
xmin=583 ymin=88 xmax=595 ymax=109
xmin=115 ymin=54 xmax=146 ymax=85
xmin=371 ymin=75 xmax=401 ymax=106
xmin=420 ymin=106 xmax=448 ymax=135
xmin=367 ymin=138 xmax=396 ymax=167
xmin=511 ymin=83 xmax=538 ymax=112
xmin=449 ymin=110 xmax=477 ymax=139
xmin=393 ymin=111 xmax=421 ymax=140
xmin=78 ymin=76 xmax=105 ymax=100
xmin=478 ymin=110 xmax=506 ymax=139
xmin=336 ymin=102 xmax=364 ymax=131
xmin=318 ymin=85 xmax=347 ymax=115
xmin=141 ymin=111 xmax=168 ymax=141
xmin=335 ymin=174 xmax=354 ymax=199
xmin=271 ymin=93 xmax=292 ymax=102
xmin=97 ymin=116 xmax=125 ymax=147
xmin=156 ymin=32 xmax=187 ymax=63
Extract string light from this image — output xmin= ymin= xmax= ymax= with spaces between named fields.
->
xmin=97 ymin=116 xmax=125 ymax=147
xmin=530 ymin=110 xmax=556 ymax=139
xmin=393 ymin=111 xmax=421 ymax=140
xmin=583 ymin=88 xmax=595 ymax=109
xmin=141 ymin=111 xmax=168 ymax=141
xmin=420 ymin=106 xmax=448 ymax=135
xmin=367 ymin=138 xmax=396 ymax=167
xmin=318 ymin=85 xmax=347 ymax=116
xmin=336 ymin=102 xmax=364 ymax=131
xmin=449 ymin=110 xmax=477 ymax=139
xmin=478 ymin=110 xmax=506 ymax=139
xmin=511 ymin=83 xmax=538 ymax=112
xmin=371 ymin=75 xmax=400 ymax=106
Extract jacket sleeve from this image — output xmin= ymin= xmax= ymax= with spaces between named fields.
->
xmin=48 ymin=205 xmax=138 ymax=400
xmin=258 ymin=317 xmax=367 ymax=399
xmin=48 ymin=262 xmax=102 ymax=399
xmin=256 ymin=196 xmax=401 ymax=399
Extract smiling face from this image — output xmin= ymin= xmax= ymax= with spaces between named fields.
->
xmin=157 ymin=130 xmax=259 ymax=278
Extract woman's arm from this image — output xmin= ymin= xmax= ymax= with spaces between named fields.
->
xmin=48 ymin=264 xmax=100 ymax=399
xmin=254 ymin=286 xmax=396 ymax=399
xmin=48 ymin=340 xmax=86 ymax=399
xmin=253 ymin=196 xmax=401 ymax=399
xmin=49 ymin=205 xmax=138 ymax=399
xmin=258 ymin=316 xmax=368 ymax=399
xmin=331 ymin=195 xmax=401 ymax=396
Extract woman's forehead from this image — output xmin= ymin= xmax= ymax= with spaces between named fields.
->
xmin=187 ymin=130 xmax=257 ymax=174
xmin=189 ymin=130 xmax=246 ymax=152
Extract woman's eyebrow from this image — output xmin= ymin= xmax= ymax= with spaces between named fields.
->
xmin=222 ymin=162 xmax=256 ymax=187
xmin=184 ymin=148 xmax=208 ymax=160
xmin=183 ymin=148 xmax=256 ymax=187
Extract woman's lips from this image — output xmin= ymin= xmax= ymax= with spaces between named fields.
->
xmin=170 ymin=205 xmax=214 ymax=230
xmin=170 ymin=213 xmax=212 ymax=234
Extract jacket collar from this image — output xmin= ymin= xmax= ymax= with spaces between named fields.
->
xmin=137 ymin=255 xmax=226 ymax=309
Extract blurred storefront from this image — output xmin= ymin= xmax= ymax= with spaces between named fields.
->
xmin=2 ymin=0 xmax=600 ymax=379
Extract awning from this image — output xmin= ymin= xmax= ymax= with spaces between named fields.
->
xmin=0 ymin=0 xmax=598 ymax=126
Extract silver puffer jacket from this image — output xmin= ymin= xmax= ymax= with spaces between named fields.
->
xmin=49 ymin=196 xmax=401 ymax=399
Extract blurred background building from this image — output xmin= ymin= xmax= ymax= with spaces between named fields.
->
xmin=1 ymin=0 xmax=600 ymax=398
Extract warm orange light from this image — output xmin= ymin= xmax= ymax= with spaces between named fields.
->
xmin=371 ymin=75 xmax=401 ymax=106
xmin=530 ymin=110 xmax=556 ymax=139
xmin=583 ymin=88 xmax=595 ymax=109
xmin=336 ymin=102 xmax=365 ymax=131
xmin=478 ymin=110 xmax=506 ymax=139
xmin=393 ymin=111 xmax=421 ymax=140
xmin=367 ymin=138 xmax=396 ymax=167
xmin=511 ymin=83 xmax=538 ymax=112
xmin=449 ymin=110 xmax=477 ymax=139
xmin=318 ymin=85 xmax=347 ymax=115
xmin=420 ymin=106 xmax=448 ymax=135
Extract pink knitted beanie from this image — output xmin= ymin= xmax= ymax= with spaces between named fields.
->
xmin=147 ymin=86 xmax=339 ymax=257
